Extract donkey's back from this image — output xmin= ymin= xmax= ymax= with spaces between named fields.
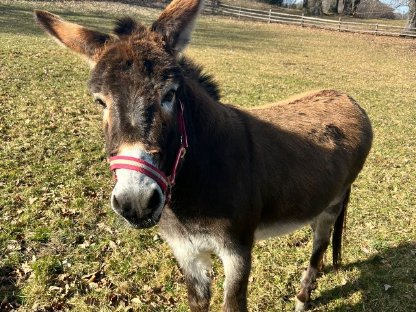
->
xmin=246 ymin=89 xmax=372 ymax=229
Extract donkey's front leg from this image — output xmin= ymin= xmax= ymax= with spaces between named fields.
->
xmin=174 ymin=246 xmax=212 ymax=312
xmin=220 ymin=247 xmax=252 ymax=312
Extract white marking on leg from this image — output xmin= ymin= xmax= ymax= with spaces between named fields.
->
xmin=301 ymin=267 xmax=318 ymax=290
xmin=296 ymin=267 xmax=318 ymax=311
xmin=295 ymin=296 xmax=307 ymax=312
xmin=219 ymin=251 xmax=245 ymax=299
xmin=163 ymin=234 xmax=214 ymax=298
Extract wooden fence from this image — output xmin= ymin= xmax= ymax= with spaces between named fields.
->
xmin=205 ymin=2 xmax=416 ymax=38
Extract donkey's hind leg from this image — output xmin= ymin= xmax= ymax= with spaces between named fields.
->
xmin=295 ymin=211 xmax=335 ymax=311
xmin=295 ymin=188 xmax=350 ymax=311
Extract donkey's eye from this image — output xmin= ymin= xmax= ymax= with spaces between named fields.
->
xmin=162 ymin=89 xmax=176 ymax=105
xmin=95 ymin=98 xmax=107 ymax=108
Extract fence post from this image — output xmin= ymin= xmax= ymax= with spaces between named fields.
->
xmin=238 ymin=6 xmax=241 ymax=19
xmin=268 ymin=9 xmax=272 ymax=23
xmin=338 ymin=17 xmax=341 ymax=32
xmin=375 ymin=23 xmax=379 ymax=36
xmin=301 ymin=13 xmax=304 ymax=27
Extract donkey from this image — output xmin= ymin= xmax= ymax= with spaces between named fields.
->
xmin=35 ymin=1 xmax=372 ymax=311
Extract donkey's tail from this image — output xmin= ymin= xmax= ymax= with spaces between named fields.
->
xmin=332 ymin=186 xmax=351 ymax=269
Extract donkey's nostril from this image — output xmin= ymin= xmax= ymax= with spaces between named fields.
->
xmin=147 ymin=190 xmax=162 ymax=211
xmin=111 ymin=193 xmax=134 ymax=219
xmin=112 ymin=194 xmax=132 ymax=213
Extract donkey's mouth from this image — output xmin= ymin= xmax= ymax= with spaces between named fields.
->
xmin=124 ymin=214 xmax=160 ymax=229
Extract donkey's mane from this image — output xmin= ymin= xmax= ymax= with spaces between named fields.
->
xmin=178 ymin=57 xmax=221 ymax=101
xmin=114 ymin=17 xmax=143 ymax=36
xmin=112 ymin=17 xmax=221 ymax=101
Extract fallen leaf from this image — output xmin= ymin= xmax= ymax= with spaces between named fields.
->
xmin=29 ymin=197 xmax=37 ymax=204
xmin=79 ymin=241 xmax=91 ymax=249
xmin=361 ymin=247 xmax=370 ymax=254
xmin=109 ymin=240 xmax=117 ymax=250
xmin=58 ymin=273 xmax=69 ymax=281
xmin=48 ymin=286 xmax=62 ymax=292
xmin=384 ymin=284 xmax=392 ymax=291
xmin=82 ymin=270 xmax=104 ymax=283
xmin=131 ymin=297 xmax=141 ymax=304
xmin=98 ymin=222 xmax=113 ymax=234
xmin=21 ymin=262 xmax=33 ymax=274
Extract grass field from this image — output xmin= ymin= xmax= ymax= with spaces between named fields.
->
xmin=1 ymin=1 xmax=416 ymax=311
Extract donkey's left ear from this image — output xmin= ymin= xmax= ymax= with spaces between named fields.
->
xmin=151 ymin=0 xmax=205 ymax=54
xmin=34 ymin=10 xmax=111 ymax=64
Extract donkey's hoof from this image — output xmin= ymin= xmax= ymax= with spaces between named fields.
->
xmin=295 ymin=296 xmax=307 ymax=311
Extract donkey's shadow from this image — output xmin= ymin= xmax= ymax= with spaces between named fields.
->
xmin=312 ymin=242 xmax=416 ymax=311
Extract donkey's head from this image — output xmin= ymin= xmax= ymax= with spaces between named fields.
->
xmin=35 ymin=0 xmax=204 ymax=228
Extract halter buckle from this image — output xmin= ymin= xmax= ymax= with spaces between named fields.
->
xmin=180 ymin=147 xmax=187 ymax=159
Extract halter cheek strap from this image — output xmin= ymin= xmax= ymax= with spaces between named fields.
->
xmin=108 ymin=100 xmax=188 ymax=206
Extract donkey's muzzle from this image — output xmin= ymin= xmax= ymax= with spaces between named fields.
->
xmin=111 ymin=186 xmax=162 ymax=229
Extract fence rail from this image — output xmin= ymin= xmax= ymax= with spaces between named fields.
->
xmin=206 ymin=2 xmax=416 ymax=38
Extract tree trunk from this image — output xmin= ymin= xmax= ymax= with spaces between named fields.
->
xmin=405 ymin=0 xmax=416 ymax=31
xmin=343 ymin=0 xmax=360 ymax=15
xmin=322 ymin=0 xmax=339 ymax=14
xmin=303 ymin=0 xmax=323 ymax=15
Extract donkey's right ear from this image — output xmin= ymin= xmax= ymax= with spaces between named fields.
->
xmin=151 ymin=0 xmax=205 ymax=54
xmin=34 ymin=10 xmax=111 ymax=64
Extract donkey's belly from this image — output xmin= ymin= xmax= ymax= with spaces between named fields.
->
xmin=254 ymin=221 xmax=309 ymax=240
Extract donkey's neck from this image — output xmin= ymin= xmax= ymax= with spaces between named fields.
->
xmin=184 ymin=78 xmax=238 ymax=150
xmin=172 ymin=78 xmax=249 ymax=213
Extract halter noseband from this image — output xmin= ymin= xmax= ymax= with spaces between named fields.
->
xmin=109 ymin=100 xmax=188 ymax=206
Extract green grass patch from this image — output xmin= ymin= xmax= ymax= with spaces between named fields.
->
xmin=1 ymin=1 xmax=415 ymax=311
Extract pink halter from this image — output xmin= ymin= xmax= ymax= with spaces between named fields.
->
xmin=109 ymin=100 xmax=189 ymax=205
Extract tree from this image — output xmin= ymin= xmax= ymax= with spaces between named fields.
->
xmin=355 ymin=0 xmax=396 ymax=18
xmin=261 ymin=0 xmax=284 ymax=5
xmin=343 ymin=0 xmax=361 ymax=15
xmin=405 ymin=0 xmax=416 ymax=30
xmin=322 ymin=0 xmax=339 ymax=14
xmin=388 ymin=0 xmax=416 ymax=33
xmin=306 ymin=0 xmax=360 ymax=15
xmin=303 ymin=0 xmax=323 ymax=15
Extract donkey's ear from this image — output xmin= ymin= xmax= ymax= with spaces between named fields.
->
xmin=34 ymin=10 xmax=111 ymax=63
xmin=151 ymin=0 xmax=204 ymax=54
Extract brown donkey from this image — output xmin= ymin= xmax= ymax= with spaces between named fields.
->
xmin=35 ymin=1 xmax=372 ymax=311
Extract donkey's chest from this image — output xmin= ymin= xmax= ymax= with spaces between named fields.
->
xmin=161 ymin=230 xmax=225 ymax=256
